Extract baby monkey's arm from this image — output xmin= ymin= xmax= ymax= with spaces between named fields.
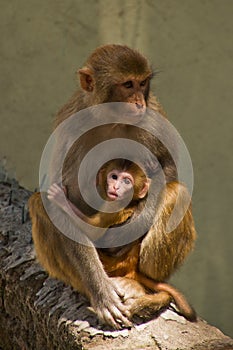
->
xmin=47 ymin=183 xmax=133 ymax=228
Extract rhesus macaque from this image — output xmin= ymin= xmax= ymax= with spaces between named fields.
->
xmin=29 ymin=44 xmax=197 ymax=329
xmin=47 ymin=159 xmax=196 ymax=320
xmin=47 ymin=159 xmax=150 ymax=231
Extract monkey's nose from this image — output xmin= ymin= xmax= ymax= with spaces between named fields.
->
xmin=114 ymin=182 xmax=120 ymax=190
xmin=135 ymin=102 xmax=144 ymax=110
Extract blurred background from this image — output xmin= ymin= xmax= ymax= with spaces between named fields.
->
xmin=0 ymin=0 xmax=232 ymax=337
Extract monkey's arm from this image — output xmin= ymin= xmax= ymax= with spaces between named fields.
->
xmin=29 ymin=192 xmax=132 ymax=329
xmin=88 ymin=207 xmax=134 ymax=228
xmin=47 ymin=183 xmax=85 ymax=218
xmin=47 ymin=183 xmax=133 ymax=228
xmin=139 ymin=181 xmax=196 ymax=282
xmin=47 ymin=183 xmax=108 ymax=241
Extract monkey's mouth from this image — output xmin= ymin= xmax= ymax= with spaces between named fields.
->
xmin=107 ymin=191 xmax=118 ymax=200
xmin=123 ymin=105 xmax=146 ymax=123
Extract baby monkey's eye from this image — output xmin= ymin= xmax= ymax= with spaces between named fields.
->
xmin=123 ymin=178 xmax=132 ymax=185
xmin=111 ymin=174 xmax=118 ymax=180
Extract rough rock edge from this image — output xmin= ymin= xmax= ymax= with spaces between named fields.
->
xmin=0 ymin=179 xmax=233 ymax=350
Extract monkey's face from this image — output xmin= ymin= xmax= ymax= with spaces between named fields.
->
xmin=106 ymin=170 xmax=134 ymax=201
xmin=108 ymin=77 xmax=151 ymax=116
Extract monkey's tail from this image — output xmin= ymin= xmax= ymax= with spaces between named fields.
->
xmin=154 ymin=282 xmax=196 ymax=321
xmin=136 ymin=273 xmax=197 ymax=322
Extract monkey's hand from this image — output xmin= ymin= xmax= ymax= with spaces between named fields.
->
xmin=47 ymin=183 xmax=68 ymax=210
xmin=90 ymin=277 xmax=132 ymax=329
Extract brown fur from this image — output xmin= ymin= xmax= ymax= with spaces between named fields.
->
xmin=29 ymin=45 xmax=197 ymax=329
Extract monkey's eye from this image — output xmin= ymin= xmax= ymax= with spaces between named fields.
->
xmin=123 ymin=81 xmax=133 ymax=89
xmin=111 ymin=174 xmax=118 ymax=180
xmin=140 ymin=79 xmax=147 ymax=87
xmin=123 ymin=178 xmax=132 ymax=185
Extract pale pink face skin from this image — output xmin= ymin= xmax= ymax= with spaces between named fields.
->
xmin=106 ymin=170 xmax=134 ymax=200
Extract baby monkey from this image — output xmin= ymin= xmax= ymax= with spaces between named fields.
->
xmin=47 ymin=159 xmax=150 ymax=231
xmin=47 ymin=159 xmax=196 ymax=322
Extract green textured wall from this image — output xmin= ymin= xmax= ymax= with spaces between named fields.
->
xmin=1 ymin=0 xmax=232 ymax=337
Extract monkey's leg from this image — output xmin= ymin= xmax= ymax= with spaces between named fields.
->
xmin=29 ymin=192 xmax=88 ymax=292
xmin=29 ymin=192 xmax=132 ymax=329
xmin=110 ymin=277 xmax=171 ymax=319
xmin=139 ymin=181 xmax=196 ymax=282
xmin=134 ymin=272 xmax=196 ymax=321
xmin=129 ymin=292 xmax=171 ymax=318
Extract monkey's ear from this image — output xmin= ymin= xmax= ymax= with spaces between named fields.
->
xmin=96 ymin=169 xmax=104 ymax=186
xmin=138 ymin=179 xmax=151 ymax=199
xmin=78 ymin=67 xmax=94 ymax=92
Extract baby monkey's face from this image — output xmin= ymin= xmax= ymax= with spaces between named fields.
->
xmin=106 ymin=169 xmax=134 ymax=201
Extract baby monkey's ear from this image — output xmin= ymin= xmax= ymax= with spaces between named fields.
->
xmin=138 ymin=178 xmax=151 ymax=199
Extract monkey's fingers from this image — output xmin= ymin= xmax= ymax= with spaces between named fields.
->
xmin=110 ymin=280 xmax=132 ymax=318
xmin=108 ymin=290 xmax=132 ymax=326
xmin=97 ymin=304 xmax=132 ymax=330
xmin=49 ymin=183 xmax=63 ymax=195
xmin=47 ymin=185 xmax=59 ymax=197
xmin=98 ymin=308 xmax=122 ymax=330
xmin=47 ymin=183 xmax=61 ymax=193
xmin=47 ymin=190 xmax=57 ymax=201
xmin=47 ymin=192 xmax=55 ymax=201
xmin=47 ymin=189 xmax=54 ymax=197
xmin=47 ymin=184 xmax=64 ymax=201
xmin=111 ymin=282 xmax=125 ymax=299
xmin=93 ymin=284 xmax=132 ymax=329
xmin=108 ymin=304 xmax=132 ymax=329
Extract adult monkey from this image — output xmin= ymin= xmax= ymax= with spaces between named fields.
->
xmin=29 ymin=45 xmax=196 ymax=329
